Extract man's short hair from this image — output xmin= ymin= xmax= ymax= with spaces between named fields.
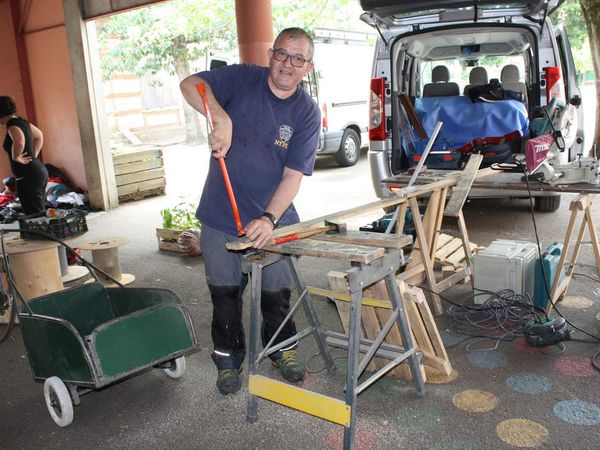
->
xmin=0 ymin=96 xmax=17 ymax=118
xmin=274 ymin=28 xmax=314 ymax=60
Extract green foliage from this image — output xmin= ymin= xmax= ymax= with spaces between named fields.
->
xmin=551 ymin=0 xmax=593 ymax=72
xmin=96 ymin=0 xmax=236 ymax=80
xmin=160 ymin=203 xmax=201 ymax=230
xmin=272 ymin=0 xmax=370 ymax=33
xmin=96 ymin=0 xmax=372 ymax=80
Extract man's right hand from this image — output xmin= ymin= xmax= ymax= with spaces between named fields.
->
xmin=207 ymin=113 xmax=233 ymax=158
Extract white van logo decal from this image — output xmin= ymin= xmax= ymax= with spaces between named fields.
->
xmin=275 ymin=124 xmax=293 ymax=149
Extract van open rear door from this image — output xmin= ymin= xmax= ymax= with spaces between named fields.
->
xmin=554 ymin=25 xmax=585 ymax=158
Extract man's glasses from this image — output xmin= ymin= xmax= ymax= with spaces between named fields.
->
xmin=271 ymin=48 xmax=310 ymax=68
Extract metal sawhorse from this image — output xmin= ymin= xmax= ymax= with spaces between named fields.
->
xmin=242 ymin=236 xmax=425 ymax=450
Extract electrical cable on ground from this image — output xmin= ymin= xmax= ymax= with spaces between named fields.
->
xmin=305 ymin=350 xmax=347 ymax=374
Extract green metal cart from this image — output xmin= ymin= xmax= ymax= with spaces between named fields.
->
xmin=1 ymin=230 xmax=200 ymax=427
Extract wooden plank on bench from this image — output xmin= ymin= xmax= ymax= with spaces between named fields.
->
xmin=268 ymin=239 xmax=385 ymax=263
xmin=311 ymin=231 xmax=413 ymax=249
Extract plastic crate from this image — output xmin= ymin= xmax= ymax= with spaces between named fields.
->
xmin=19 ymin=212 xmax=88 ymax=240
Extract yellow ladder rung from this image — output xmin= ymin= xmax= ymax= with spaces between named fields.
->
xmin=307 ymin=286 xmax=393 ymax=309
xmin=249 ymin=375 xmax=351 ymax=426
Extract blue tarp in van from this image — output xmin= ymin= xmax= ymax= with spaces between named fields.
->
xmin=408 ymin=96 xmax=529 ymax=155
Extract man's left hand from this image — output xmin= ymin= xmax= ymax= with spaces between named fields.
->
xmin=244 ymin=217 xmax=274 ymax=249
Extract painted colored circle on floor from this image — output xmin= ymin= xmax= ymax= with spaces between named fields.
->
xmin=441 ymin=330 xmax=468 ymax=346
xmin=297 ymin=371 xmax=317 ymax=389
xmin=561 ymin=296 xmax=593 ymax=309
xmin=512 ymin=337 xmax=540 ymax=354
xmin=392 ymin=405 xmax=442 ymax=432
xmin=506 ymin=373 xmax=552 ymax=395
xmin=468 ymin=350 xmax=508 ymax=369
xmin=554 ymin=356 xmax=597 ymax=377
xmin=496 ymin=419 xmax=548 ymax=448
xmin=554 ymin=400 xmax=600 ymax=426
xmin=324 ymin=426 xmax=379 ymax=450
xmin=361 ymin=376 xmax=404 ymax=404
xmin=452 ymin=389 xmax=499 ymax=413
xmin=425 ymin=368 xmax=459 ymax=384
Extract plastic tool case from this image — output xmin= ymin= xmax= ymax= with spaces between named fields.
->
xmin=474 ymin=239 xmax=538 ymax=304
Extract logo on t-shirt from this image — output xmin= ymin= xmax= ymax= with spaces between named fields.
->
xmin=274 ymin=124 xmax=293 ymax=149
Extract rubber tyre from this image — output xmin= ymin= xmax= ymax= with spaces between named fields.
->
xmin=0 ymin=290 xmax=16 ymax=343
xmin=44 ymin=377 xmax=74 ymax=427
xmin=163 ymin=356 xmax=186 ymax=379
xmin=535 ymin=195 xmax=561 ymax=212
xmin=335 ymin=129 xmax=360 ymax=167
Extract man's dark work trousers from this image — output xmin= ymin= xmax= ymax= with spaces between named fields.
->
xmin=261 ymin=289 xmax=298 ymax=360
xmin=209 ymin=285 xmax=245 ymax=370
xmin=209 ymin=286 xmax=298 ymax=368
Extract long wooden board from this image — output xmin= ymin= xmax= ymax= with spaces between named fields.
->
xmin=269 ymin=167 xmax=497 ymax=240
xmin=311 ymin=231 xmax=413 ymax=249
xmin=268 ymin=239 xmax=385 ymax=264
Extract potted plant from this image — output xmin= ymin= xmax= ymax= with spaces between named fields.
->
xmin=156 ymin=203 xmax=201 ymax=255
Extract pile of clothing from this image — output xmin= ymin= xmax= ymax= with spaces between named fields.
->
xmin=0 ymin=164 xmax=89 ymax=224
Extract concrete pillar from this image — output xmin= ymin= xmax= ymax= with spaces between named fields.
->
xmin=63 ymin=0 xmax=119 ymax=210
xmin=235 ymin=0 xmax=273 ymax=66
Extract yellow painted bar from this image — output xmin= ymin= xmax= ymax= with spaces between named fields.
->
xmin=307 ymin=286 xmax=392 ymax=309
xmin=249 ymin=375 xmax=351 ymax=426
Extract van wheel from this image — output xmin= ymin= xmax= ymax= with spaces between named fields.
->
xmin=535 ymin=195 xmax=561 ymax=212
xmin=335 ymin=129 xmax=360 ymax=167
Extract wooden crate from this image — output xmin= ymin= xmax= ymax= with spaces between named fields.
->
xmin=113 ymin=149 xmax=166 ymax=202
xmin=156 ymin=228 xmax=185 ymax=253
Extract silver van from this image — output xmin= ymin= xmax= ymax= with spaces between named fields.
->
xmin=360 ymin=0 xmax=584 ymax=211
xmin=305 ymin=28 xmax=376 ymax=167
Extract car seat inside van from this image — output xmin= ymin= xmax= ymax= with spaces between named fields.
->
xmin=360 ymin=0 xmax=584 ymax=212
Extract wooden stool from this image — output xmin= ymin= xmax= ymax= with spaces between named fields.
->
xmin=78 ymin=237 xmax=135 ymax=286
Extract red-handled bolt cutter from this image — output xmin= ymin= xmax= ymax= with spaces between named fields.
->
xmin=196 ymin=83 xmax=245 ymax=237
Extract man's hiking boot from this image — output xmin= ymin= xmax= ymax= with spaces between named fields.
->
xmin=272 ymin=349 xmax=305 ymax=382
xmin=216 ymin=368 xmax=242 ymax=395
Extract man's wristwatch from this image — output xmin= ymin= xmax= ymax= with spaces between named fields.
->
xmin=261 ymin=212 xmax=278 ymax=228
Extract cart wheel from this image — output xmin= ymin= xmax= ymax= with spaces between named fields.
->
xmin=163 ymin=356 xmax=186 ymax=379
xmin=44 ymin=377 xmax=74 ymax=427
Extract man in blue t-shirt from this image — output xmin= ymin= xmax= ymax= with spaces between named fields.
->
xmin=180 ymin=28 xmax=320 ymax=395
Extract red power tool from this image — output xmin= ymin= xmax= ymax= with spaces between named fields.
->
xmin=196 ymin=83 xmax=245 ymax=236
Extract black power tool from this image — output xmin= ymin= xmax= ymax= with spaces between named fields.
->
xmin=523 ymin=317 xmax=570 ymax=347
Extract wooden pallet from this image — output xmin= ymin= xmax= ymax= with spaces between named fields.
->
xmin=435 ymin=233 xmax=483 ymax=269
xmin=398 ymin=282 xmax=452 ymax=377
xmin=113 ymin=148 xmax=166 ymax=202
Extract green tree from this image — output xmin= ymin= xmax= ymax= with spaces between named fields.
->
xmin=272 ymin=0 xmax=371 ymax=35
xmin=96 ymin=0 xmax=236 ymax=144
xmin=551 ymin=0 xmax=592 ymax=72
xmin=96 ymin=0 xmax=371 ymax=144
xmin=578 ymin=0 xmax=600 ymax=150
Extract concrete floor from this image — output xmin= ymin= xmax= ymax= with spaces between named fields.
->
xmin=1 ymin=149 xmax=600 ymax=449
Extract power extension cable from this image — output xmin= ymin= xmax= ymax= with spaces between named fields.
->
xmin=523 ymin=317 xmax=571 ymax=347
